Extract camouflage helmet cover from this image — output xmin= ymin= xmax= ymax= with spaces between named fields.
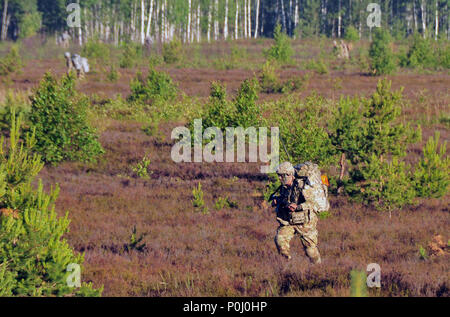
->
xmin=276 ymin=162 xmax=295 ymax=175
xmin=64 ymin=52 xmax=71 ymax=59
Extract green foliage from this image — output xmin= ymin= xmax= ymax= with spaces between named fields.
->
xmin=131 ymin=156 xmax=152 ymax=179
xmin=273 ymin=97 xmax=334 ymax=166
xmin=414 ymin=132 xmax=449 ymax=198
xmin=259 ymin=60 xmax=282 ymax=93
xmin=264 ymin=24 xmax=294 ymax=64
xmin=438 ymin=42 xmax=450 ymax=69
xmin=359 ymin=79 xmax=420 ymax=162
xmin=0 ymin=45 xmax=23 ymax=76
xmin=119 ymin=43 xmax=142 ymax=68
xmin=344 ymin=26 xmax=360 ymax=42
xmin=418 ymin=245 xmax=428 ymax=260
xmin=350 ymin=270 xmax=367 ymax=297
xmin=233 ymin=78 xmax=261 ymax=128
xmin=305 ymin=59 xmax=329 ymax=75
xmin=105 ymin=64 xmax=120 ymax=83
xmin=162 ymin=38 xmax=183 ymax=64
xmin=0 ymin=112 xmax=102 ymax=296
xmin=124 ymin=226 xmax=147 ymax=253
xmin=82 ymin=40 xmax=110 ymax=60
xmin=406 ymin=34 xmax=438 ymax=69
xmin=200 ymin=82 xmax=234 ymax=130
xmin=351 ymin=155 xmax=416 ymax=212
xmin=128 ymin=67 xmax=178 ymax=105
xmin=263 ymin=173 xmax=281 ymax=202
xmin=192 ymin=183 xmax=208 ymax=214
xmin=28 ymin=73 xmax=104 ymax=165
xmin=18 ymin=12 xmax=42 ymax=39
xmin=369 ymin=28 xmax=396 ymax=75
xmin=0 ymin=91 xmax=30 ymax=132
xmin=328 ymin=96 xmax=364 ymax=164
xmin=214 ymin=196 xmax=238 ymax=210
xmin=259 ymin=61 xmax=307 ymax=94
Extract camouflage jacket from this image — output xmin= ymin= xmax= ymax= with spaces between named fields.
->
xmin=275 ymin=179 xmax=325 ymax=222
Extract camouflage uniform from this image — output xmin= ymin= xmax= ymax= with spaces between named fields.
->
xmin=273 ymin=162 xmax=325 ymax=264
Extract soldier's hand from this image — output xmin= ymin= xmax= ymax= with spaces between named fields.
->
xmin=288 ymin=203 xmax=298 ymax=212
xmin=271 ymin=199 xmax=277 ymax=207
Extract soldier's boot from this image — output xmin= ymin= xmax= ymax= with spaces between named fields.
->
xmin=305 ymin=246 xmax=321 ymax=264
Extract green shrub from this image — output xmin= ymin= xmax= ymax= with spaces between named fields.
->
xmin=414 ymin=132 xmax=449 ymax=198
xmin=359 ymin=79 xmax=420 ymax=162
xmin=350 ymin=155 xmax=416 ymax=214
xmin=232 ymin=78 xmax=261 ymax=128
xmin=82 ymin=40 xmax=110 ymax=60
xmin=305 ymin=59 xmax=329 ymax=75
xmin=407 ymin=34 xmax=438 ymax=69
xmin=259 ymin=60 xmax=282 ymax=93
xmin=368 ymin=28 xmax=396 ymax=75
xmin=28 ymin=73 xmax=104 ymax=165
xmin=119 ymin=42 xmax=142 ymax=68
xmin=0 ymin=112 xmax=102 ymax=296
xmin=201 ymin=82 xmax=234 ymax=130
xmin=128 ymin=67 xmax=178 ymax=105
xmin=105 ymin=64 xmax=120 ymax=83
xmin=0 ymin=91 xmax=30 ymax=132
xmin=344 ymin=26 xmax=360 ymax=42
xmin=273 ymin=97 xmax=334 ymax=165
xmin=0 ymin=45 xmax=22 ymax=76
xmin=264 ymin=24 xmax=294 ymax=64
xmin=131 ymin=156 xmax=152 ymax=179
xmin=192 ymin=183 xmax=208 ymax=214
xmin=162 ymin=38 xmax=183 ymax=64
xmin=437 ymin=40 xmax=450 ymax=69
xmin=214 ymin=196 xmax=238 ymax=210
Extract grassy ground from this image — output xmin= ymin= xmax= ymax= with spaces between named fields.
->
xmin=0 ymin=36 xmax=449 ymax=296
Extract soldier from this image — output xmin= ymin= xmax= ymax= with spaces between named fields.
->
xmin=64 ymin=52 xmax=89 ymax=79
xmin=64 ymin=52 xmax=73 ymax=75
xmin=270 ymin=162 xmax=329 ymax=264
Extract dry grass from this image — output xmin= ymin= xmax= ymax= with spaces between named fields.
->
xmin=3 ymin=38 xmax=450 ymax=297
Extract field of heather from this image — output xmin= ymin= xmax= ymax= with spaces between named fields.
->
xmin=0 ymin=37 xmax=449 ymax=297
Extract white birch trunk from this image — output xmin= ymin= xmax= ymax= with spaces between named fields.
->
xmin=187 ymin=0 xmax=191 ymax=43
xmin=214 ymin=0 xmax=219 ymax=40
xmin=224 ymin=0 xmax=229 ymax=40
xmin=235 ymin=0 xmax=239 ymax=39
xmin=421 ymin=0 xmax=427 ymax=38
xmin=207 ymin=1 xmax=212 ymax=42
xmin=146 ymin=0 xmax=153 ymax=38
xmin=254 ymin=0 xmax=260 ymax=38
xmin=197 ymin=3 xmax=201 ymax=42
xmin=435 ymin=0 xmax=438 ymax=40
xmin=140 ymin=0 xmax=145 ymax=44
xmin=294 ymin=0 xmax=298 ymax=38
xmin=413 ymin=0 xmax=418 ymax=31
xmin=248 ymin=0 xmax=251 ymax=37
xmin=338 ymin=0 xmax=341 ymax=38
xmin=244 ymin=0 xmax=248 ymax=38
xmin=281 ymin=0 xmax=287 ymax=32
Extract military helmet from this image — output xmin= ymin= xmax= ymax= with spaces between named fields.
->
xmin=64 ymin=52 xmax=71 ymax=59
xmin=276 ymin=162 xmax=295 ymax=175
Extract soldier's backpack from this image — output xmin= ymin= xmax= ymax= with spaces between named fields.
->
xmin=293 ymin=162 xmax=330 ymax=213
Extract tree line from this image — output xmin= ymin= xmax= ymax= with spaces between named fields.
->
xmin=0 ymin=0 xmax=449 ymax=44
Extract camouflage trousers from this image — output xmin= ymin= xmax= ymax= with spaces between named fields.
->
xmin=274 ymin=212 xmax=321 ymax=264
